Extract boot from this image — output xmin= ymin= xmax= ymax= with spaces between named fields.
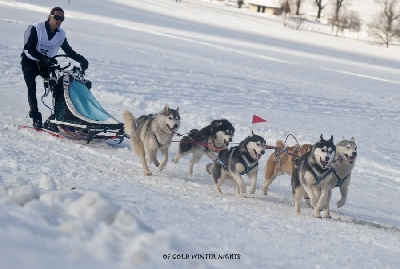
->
xmin=30 ymin=111 xmax=42 ymax=129
xmin=43 ymin=114 xmax=59 ymax=133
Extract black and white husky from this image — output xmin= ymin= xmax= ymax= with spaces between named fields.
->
xmin=172 ymin=119 xmax=235 ymax=174
xmin=291 ymin=135 xmax=336 ymax=218
xmin=206 ymin=133 xmax=266 ymax=197
xmin=329 ymin=137 xmax=357 ymax=208
xmin=123 ymin=105 xmax=180 ymax=176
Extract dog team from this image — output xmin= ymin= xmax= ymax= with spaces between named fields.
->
xmin=123 ymin=105 xmax=358 ymax=218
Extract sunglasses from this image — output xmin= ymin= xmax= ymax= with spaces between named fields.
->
xmin=51 ymin=15 xmax=65 ymax=22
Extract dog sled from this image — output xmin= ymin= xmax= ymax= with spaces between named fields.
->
xmin=41 ymin=54 xmax=125 ymax=143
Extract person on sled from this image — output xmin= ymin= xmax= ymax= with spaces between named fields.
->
xmin=21 ymin=6 xmax=89 ymax=128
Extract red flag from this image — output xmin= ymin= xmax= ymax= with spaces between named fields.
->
xmin=252 ymin=115 xmax=267 ymax=124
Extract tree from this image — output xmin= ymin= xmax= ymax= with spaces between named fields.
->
xmin=315 ymin=0 xmax=328 ymax=19
xmin=368 ymin=0 xmax=400 ymax=47
xmin=334 ymin=0 xmax=345 ymax=24
xmin=237 ymin=0 xmax=244 ymax=8
xmin=295 ymin=0 xmax=302 ymax=15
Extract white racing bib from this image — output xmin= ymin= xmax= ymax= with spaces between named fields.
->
xmin=23 ymin=22 xmax=65 ymax=60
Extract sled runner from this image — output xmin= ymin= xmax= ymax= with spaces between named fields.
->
xmin=41 ymin=54 xmax=125 ymax=143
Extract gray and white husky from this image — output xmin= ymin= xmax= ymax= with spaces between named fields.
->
xmin=206 ymin=133 xmax=266 ymax=197
xmin=173 ymin=119 xmax=235 ymax=174
xmin=329 ymin=137 xmax=357 ymax=208
xmin=291 ymin=135 xmax=336 ymax=218
xmin=123 ymin=105 xmax=180 ymax=175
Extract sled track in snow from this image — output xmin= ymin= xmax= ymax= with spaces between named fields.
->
xmin=333 ymin=215 xmax=400 ymax=233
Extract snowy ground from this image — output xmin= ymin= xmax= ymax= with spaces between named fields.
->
xmin=0 ymin=0 xmax=400 ymax=268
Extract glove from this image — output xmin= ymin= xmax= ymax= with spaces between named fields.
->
xmin=79 ymin=57 xmax=89 ymax=71
xmin=42 ymin=56 xmax=57 ymax=66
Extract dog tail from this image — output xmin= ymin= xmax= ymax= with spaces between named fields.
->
xmin=276 ymin=140 xmax=284 ymax=149
xmin=123 ymin=110 xmax=136 ymax=136
xmin=123 ymin=110 xmax=140 ymax=145
xmin=206 ymin=163 xmax=213 ymax=175
xmin=291 ymin=165 xmax=300 ymax=196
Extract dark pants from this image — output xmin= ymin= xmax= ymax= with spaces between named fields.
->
xmin=20 ymin=54 xmax=50 ymax=117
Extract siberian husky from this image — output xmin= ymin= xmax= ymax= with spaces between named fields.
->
xmin=206 ymin=133 xmax=266 ymax=197
xmin=291 ymin=135 xmax=336 ymax=218
xmin=329 ymin=137 xmax=357 ymax=208
xmin=123 ymin=105 xmax=180 ymax=175
xmin=262 ymin=140 xmax=312 ymax=196
xmin=173 ymin=119 xmax=235 ymax=174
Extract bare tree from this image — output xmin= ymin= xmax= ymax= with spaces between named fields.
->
xmin=334 ymin=0 xmax=345 ymax=23
xmin=330 ymin=0 xmax=347 ymax=34
xmin=368 ymin=0 xmax=400 ymax=47
xmin=295 ymin=0 xmax=302 ymax=15
xmin=315 ymin=0 xmax=328 ymax=19
xmin=335 ymin=10 xmax=361 ymax=35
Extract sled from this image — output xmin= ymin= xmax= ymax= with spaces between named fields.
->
xmin=41 ymin=54 xmax=125 ymax=143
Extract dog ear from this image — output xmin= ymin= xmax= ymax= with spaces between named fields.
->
xmin=320 ymin=134 xmax=324 ymax=141
xmin=210 ymin=120 xmax=221 ymax=133
xmin=329 ymin=135 xmax=333 ymax=142
xmin=176 ymin=107 xmax=179 ymax=112
xmin=163 ymin=104 xmax=170 ymax=112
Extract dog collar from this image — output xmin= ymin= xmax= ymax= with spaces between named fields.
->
xmin=210 ymin=137 xmax=225 ymax=151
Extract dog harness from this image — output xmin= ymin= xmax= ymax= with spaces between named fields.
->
xmin=239 ymin=154 xmax=258 ymax=175
xmin=311 ymin=167 xmax=333 ymax=185
xmin=214 ymin=154 xmax=258 ymax=175
xmin=154 ymin=133 xmax=164 ymax=148
xmin=215 ymin=157 xmax=226 ymax=168
xmin=332 ymin=168 xmax=350 ymax=187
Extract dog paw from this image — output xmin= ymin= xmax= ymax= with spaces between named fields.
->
xmin=145 ymin=171 xmax=152 ymax=176
xmin=215 ymin=187 xmax=223 ymax=194
xmin=337 ymin=200 xmax=345 ymax=208
xmin=314 ymin=208 xmax=322 ymax=218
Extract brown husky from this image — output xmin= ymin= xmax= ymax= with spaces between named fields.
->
xmin=262 ymin=140 xmax=312 ymax=196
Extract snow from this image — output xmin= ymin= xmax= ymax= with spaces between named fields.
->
xmin=0 ymin=0 xmax=400 ymax=268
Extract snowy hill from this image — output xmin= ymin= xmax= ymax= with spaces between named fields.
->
xmin=0 ymin=0 xmax=399 ymax=268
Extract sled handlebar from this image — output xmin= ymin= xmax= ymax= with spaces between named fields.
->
xmin=50 ymin=54 xmax=83 ymax=73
